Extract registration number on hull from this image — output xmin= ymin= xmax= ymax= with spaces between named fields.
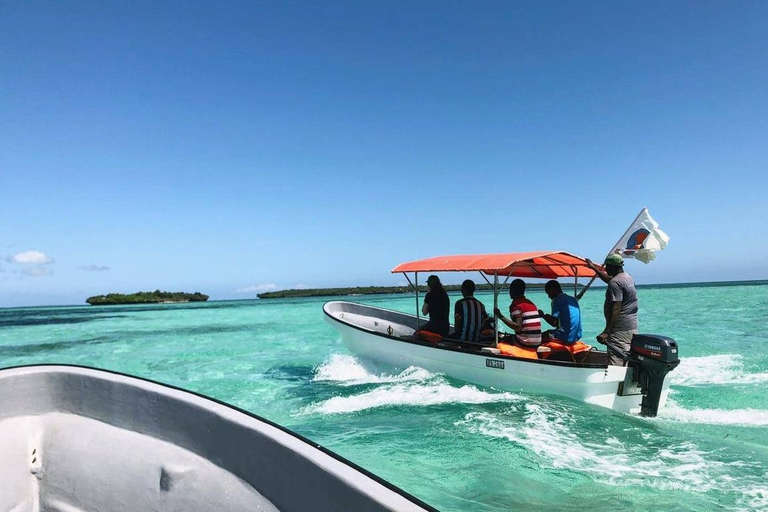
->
xmin=486 ymin=359 xmax=505 ymax=370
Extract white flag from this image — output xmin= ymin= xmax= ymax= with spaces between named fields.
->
xmin=609 ymin=208 xmax=670 ymax=264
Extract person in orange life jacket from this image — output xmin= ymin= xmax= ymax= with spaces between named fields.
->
xmin=414 ymin=275 xmax=450 ymax=339
xmin=586 ymin=254 xmax=638 ymax=366
xmin=493 ymin=279 xmax=542 ymax=347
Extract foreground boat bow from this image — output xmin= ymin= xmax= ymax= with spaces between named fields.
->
xmin=0 ymin=365 xmax=434 ymax=512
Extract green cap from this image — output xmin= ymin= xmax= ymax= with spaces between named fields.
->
xmin=604 ymin=254 xmax=624 ymax=267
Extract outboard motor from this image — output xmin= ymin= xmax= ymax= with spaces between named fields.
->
xmin=624 ymin=334 xmax=680 ymax=416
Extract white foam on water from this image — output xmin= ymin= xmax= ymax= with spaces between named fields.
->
xmin=671 ymin=354 xmax=768 ymax=387
xmin=456 ymin=403 xmax=765 ymax=503
xmin=743 ymin=486 xmax=768 ymax=511
xmin=308 ymin=381 xmax=522 ymax=414
xmin=656 ymin=398 xmax=768 ymax=427
xmin=312 ymin=353 xmax=433 ymax=385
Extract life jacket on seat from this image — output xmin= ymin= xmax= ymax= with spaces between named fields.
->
xmin=497 ymin=342 xmax=539 ymax=360
xmin=414 ymin=330 xmax=443 ymax=344
xmin=537 ymin=341 xmax=592 ymax=361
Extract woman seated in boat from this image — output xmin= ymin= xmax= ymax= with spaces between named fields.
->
xmin=414 ymin=275 xmax=450 ymax=339
xmin=493 ymin=279 xmax=542 ymax=347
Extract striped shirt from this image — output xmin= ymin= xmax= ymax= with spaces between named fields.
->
xmin=454 ymin=297 xmax=488 ymax=342
xmin=510 ymin=297 xmax=542 ymax=346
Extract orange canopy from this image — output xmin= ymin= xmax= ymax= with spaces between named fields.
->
xmin=391 ymin=251 xmax=597 ymax=279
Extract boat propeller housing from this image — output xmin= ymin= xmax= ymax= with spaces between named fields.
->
xmin=625 ymin=334 xmax=680 ymax=416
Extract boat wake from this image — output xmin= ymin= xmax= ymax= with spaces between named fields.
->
xmin=312 ymin=354 xmax=433 ymax=386
xmin=655 ymin=354 xmax=768 ymax=427
xmin=656 ymin=398 xmax=768 ymax=427
xmin=309 ymin=382 xmax=522 ymax=414
xmin=457 ymin=403 xmax=768 ymax=510
xmin=307 ymin=354 xmax=522 ymax=414
xmin=671 ymin=354 xmax=768 ymax=387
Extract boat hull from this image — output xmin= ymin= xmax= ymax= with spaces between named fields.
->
xmin=324 ymin=301 xmax=672 ymax=415
xmin=0 ymin=365 xmax=433 ymax=512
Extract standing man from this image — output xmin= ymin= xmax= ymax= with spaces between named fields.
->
xmin=415 ymin=275 xmax=450 ymax=338
xmin=494 ymin=279 xmax=542 ymax=347
xmin=453 ymin=279 xmax=489 ymax=343
xmin=586 ymin=254 xmax=638 ymax=365
xmin=539 ymin=280 xmax=583 ymax=344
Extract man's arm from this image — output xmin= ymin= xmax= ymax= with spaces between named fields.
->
xmin=586 ymin=258 xmax=611 ymax=284
xmin=454 ymin=302 xmax=462 ymax=331
xmin=494 ymin=308 xmax=522 ymax=332
xmin=538 ymin=309 xmax=558 ymax=327
xmin=422 ymin=301 xmax=429 ymax=316
xmin=597 ymin=301 xmax=622 ymax=343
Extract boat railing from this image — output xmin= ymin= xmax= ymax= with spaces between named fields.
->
xmin=324 ymin=301 xmax=422 ymax=336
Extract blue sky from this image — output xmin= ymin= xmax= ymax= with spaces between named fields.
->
xmin=2 ymin=1 xmax=767 ymax=307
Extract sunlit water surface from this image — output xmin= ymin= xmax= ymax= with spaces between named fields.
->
xmin=1 ymin=283 xmax=767 ymax=511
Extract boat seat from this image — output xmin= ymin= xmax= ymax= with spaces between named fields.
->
xmin=537 ymin=341 xmax=593 ymax=362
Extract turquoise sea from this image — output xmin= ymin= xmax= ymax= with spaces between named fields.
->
xmin=1 ymin=282 xmax=767 ymax=511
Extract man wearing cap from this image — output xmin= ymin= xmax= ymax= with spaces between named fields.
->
xmin=586 ymin=254 xmax=638 ymax=366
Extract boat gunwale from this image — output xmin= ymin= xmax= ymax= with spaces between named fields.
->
xmin=323 ymin=300 xmax=609 ymax=370
xmin=0 ymin=363 xmax=439 ymax=512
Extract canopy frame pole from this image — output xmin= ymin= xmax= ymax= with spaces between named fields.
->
xmin=403 ymin=272 xmax=415 ymax=291
xmin=414 ymin=272 xmax=420 ymax=326
xmin=576 ymin=275 xmax=597 ymax=301
xmin=571 ymin=266 xmax=579 ymax=297
xmin=493 ymin=266 xmax=515 ymax=346
xmin=493 ymin=272 xmax=499 ymax=346
xmin=479 ymin=272 xmax=493 ymax=287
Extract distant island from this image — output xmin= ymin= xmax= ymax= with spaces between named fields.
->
xmin=257 ymin=282 xmax=571 ymax=299
xmin=86 ymin=290 xmax=209 ymax=305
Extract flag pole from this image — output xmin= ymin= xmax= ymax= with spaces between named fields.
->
xmin=577 ymin=207 xmax=646 ymax=302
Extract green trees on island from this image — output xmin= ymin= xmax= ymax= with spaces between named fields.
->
xmin=86 ymin=290 xmax=209 ymax=305
xmin=257 ymin=286 xmax=417 ymax=299
xmin=256 ymin=283 xmax=563 ymax=299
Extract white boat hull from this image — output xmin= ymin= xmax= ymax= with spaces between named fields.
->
xmin=0 ymin=365 xmax=433 ymax=512
xmin=324 ymin=301 xmax=672 ymax=415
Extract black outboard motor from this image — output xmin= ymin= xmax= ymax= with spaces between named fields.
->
xmin=623 ymin=334 xmax=680 ymax=416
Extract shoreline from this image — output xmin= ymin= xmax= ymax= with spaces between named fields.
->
xmin=256 ymin=279 xmax=768 ymax=300
xmin=1 ymin=279 xmax=766 ymax=309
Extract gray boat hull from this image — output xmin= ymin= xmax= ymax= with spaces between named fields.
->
xmin=0 ymin=365 xmax=433 ymax=512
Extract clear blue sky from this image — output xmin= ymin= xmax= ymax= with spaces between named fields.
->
xmin=2 ymin=1 xmax=767 ymax=307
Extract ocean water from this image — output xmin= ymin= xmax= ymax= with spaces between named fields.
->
xmin=1 ymin=283 xmax=767 ymax=511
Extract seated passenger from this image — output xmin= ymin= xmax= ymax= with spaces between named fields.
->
xmin=451 ymin=279 xmax=489 ymax=343
xmin=493 ymin=279 xmax=542 ymax=347
xmin=539 ymin=280 xmax=583 ymax=345
xmin=414 ymin=275 xmax=450 ymax=339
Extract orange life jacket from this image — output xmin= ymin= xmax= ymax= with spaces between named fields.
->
xmin=415 ymin=330 xmax=443 ymax=344
xmin=497 ymin=342 xmax=539 ymax=360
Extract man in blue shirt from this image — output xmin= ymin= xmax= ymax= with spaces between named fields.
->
xmin=539 ymin=280 xmax=583 ymax=344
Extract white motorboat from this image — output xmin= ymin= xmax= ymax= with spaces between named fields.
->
xmin=0 ymin=364 xmax=435 ymax=512
xmin=324 ymin=251 xmax=680 ymax=416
